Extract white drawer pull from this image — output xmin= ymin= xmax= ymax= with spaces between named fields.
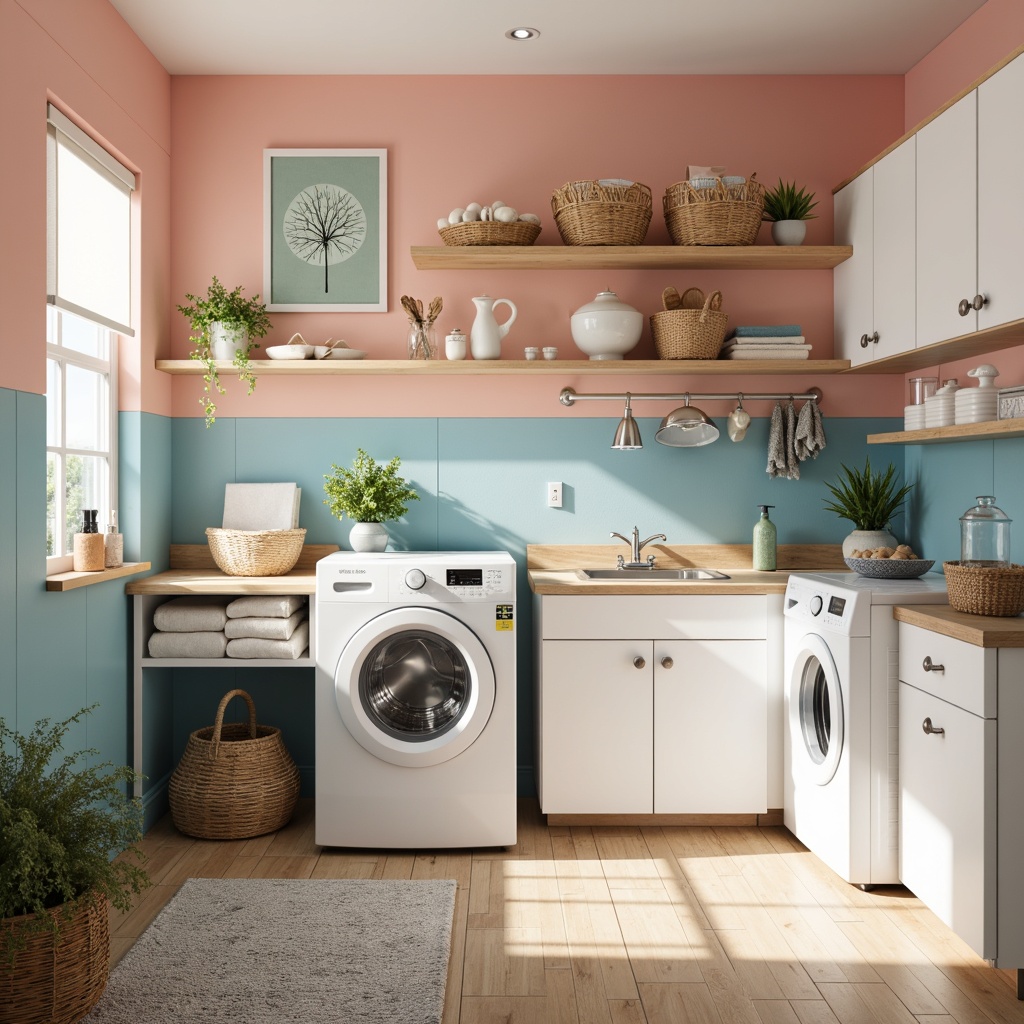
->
xmin=633 ymin=656 xmax=646 ymax=670
xmin=922 ymin=717 xmax=945 ymax=736
xmin=922 ymin=656 xmax=945 ymax=673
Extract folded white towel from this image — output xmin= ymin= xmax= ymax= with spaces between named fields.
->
xmin=148 ymin=630 xmax=228 ymax=659
xmin=153 ymin=597 xmax=230 ymax=633
xmin=724 ymin=348 xmax=810 ymax=360
xmin=224 ymin=610 xmax=307 ymax=641
xmin=795 ymin=399 xmax=827 ymax=461
xmin=722 ymin=336 xmax=808 ymax=347
xmin=226 ymin=595 xmax=307 ymax=619
xmin=222 ymin=482 xmax=299 ymax=531
xmin=226 ymin=620 xmax=309 ymax=660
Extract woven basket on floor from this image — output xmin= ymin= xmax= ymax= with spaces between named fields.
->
xmin=650 ymin=289 xmax=728 ymax=359
xmin=169 ymin=689 xmax=300 ymax=839
xmin=663 ymin=174 xmax=765 ymax=245
xmin=438 ymin=220 xmax=541 ymax=246
xmin=551 ymin=179 xmax=652 ymax=245
xmin=0 ymin=895 xmax=110 ymax=1024
xmin=206 ymin=527 xmax=306 ymax=576
xmin=943 ymin=561 xmax=1024 ymax=617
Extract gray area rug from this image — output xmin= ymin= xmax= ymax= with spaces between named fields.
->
xmin=84 ymin=877 xmax=457 ymax=1024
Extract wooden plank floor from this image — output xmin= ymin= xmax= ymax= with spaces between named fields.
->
xmin=111 ymin=798 xmax=1024 ymax=1024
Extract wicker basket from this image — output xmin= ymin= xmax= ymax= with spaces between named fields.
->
xmin=169 ymin=689 xmax=300 ymax=840
xmin=206 ymin=527 xmax=306 ymax=576
xmin=663 ymin=175 xmax=765 ymax=246
xmin=650 ymin=289 xmax=728 ymax=359
xmin=943 ymin=561 xmax=1024 ymax=617
xmin=0 ymin=895 xmax=109 ymax=1024
xmin=551 ymin=179 xmax=653 ymax=245
xmin=438 ymin=220 xmax=541 ymax=246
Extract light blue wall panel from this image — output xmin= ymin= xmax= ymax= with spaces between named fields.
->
xmin=122 ymin=411 xmax=173 ymax=571
xmin=0 ymin=389 xmax=17 ymax=727
xmin=170 ymin=417 xmax=237 ymax=542
xmin=85 ymin=580 xmax=131 ymax=769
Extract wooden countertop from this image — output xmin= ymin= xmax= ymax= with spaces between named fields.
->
xmin=894 ymin=604 xmax=1024 ymax=647
xmin=527 ymin=543 xmax=846 ymax=596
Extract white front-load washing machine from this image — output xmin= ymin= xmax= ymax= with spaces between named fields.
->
xmin=315 ymin=551 xmax=516 ymax=848
xmin=783 ymin=571 xmax=948 ymax=887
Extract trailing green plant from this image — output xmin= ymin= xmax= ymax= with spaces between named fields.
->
xmin=177 ymin=276 xmax=272 ymax=427
xmin=762 ymin=179 xmax=818 ymax=222
xmin=323 ymin=449 xmax=421 ymax=524
xmin=822 ymin=457 xmax=913 ymax=531
xmin=0 ymin=705 xmax=149 ymax=961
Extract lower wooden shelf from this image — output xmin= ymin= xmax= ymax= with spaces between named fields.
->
xmin=868 ymin=418 xmax=1024 ymax=445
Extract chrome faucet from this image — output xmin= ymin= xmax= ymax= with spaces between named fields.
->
xmin=610 ymin=526 xmax=667 ymax=569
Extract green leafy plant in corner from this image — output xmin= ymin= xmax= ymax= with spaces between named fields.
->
xmin=762 ymin=179 xmax=818 ymax=222
xmin=0 ymin=705 xmax=150 ymax=962
xmin=177 ymin=276 xmax=272 ymax=427
xmin=822 ymin=457 xmax=913 ymax=531
xmin=323 ymin=449 xmax=421 ymax=524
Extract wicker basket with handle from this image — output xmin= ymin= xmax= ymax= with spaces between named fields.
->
xmin=169 ymin=689 xmax=300 ymax=839
xmin=551 ymin=179 xmax=653 ymax=245
xmin=206 ymin=527 xmax=306 ymax=576
xmin=649 ymin=289 xmax=728 ymax=359
xmin=943 ymin=561 xmax=1024 ymax=617
xmin=663 ymin=174 xmax=765 ymax=246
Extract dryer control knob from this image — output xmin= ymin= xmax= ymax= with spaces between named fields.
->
xmin=405 ymin=568 xmax=427 ymax=590
xmin=809 ymin=595 xmax=823 ymax=616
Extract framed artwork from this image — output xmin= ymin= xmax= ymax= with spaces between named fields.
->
xmin=263 ymin=148 xmax=387 ymax=312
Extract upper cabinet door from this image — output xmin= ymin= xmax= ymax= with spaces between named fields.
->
xmin=978 ymin=52 xmax=1024 ymax=332
xmin=873 ymin=137 xmax=916 ymax=358
xmin=834 ymin=170 xmax=874 ymax=365
xmin=917 ymin=91 xmax=978 ymax=348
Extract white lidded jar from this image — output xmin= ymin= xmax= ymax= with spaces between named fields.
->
xmin=923 ymin=378 xmax=959 ymax=428
xmin=954 ymin=364 xmax=999 ymax=425
xmin=960 ymin=495 xmax=1011 ymax=568
xmin=570 ymin=289 xmax=643 ymax=360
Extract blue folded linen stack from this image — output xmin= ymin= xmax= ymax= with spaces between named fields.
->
xmin=722 ymin=324 xmax=811 ymax=360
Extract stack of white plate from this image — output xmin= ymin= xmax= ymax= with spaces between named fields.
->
xmin=955 ymin=386 xmax=998 ymax=424
xmin=904 ymin=404 xmax=926 ymax=431
xmin=924 ymin=380 xmax=960 ymax=427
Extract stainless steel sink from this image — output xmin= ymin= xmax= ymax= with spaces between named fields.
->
xmin=576 ymin=567 xmax=731 ymax=581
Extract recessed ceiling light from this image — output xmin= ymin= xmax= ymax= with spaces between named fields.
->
xmin=505 ymin=27 xmax=540 ymax=41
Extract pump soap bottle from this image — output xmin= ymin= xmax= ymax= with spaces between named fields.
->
xmin=753 ymin=505 xmax=777 ymax=571
xmin=104 ymin=509 xmax=124 ymax=568
xmin=73 ymin=508 xmax=105 ymax=572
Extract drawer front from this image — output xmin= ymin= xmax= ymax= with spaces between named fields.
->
xmin=898 ymin=623 xmax=996 ymax=717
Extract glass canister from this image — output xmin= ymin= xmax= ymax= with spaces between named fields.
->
xmin=960 ymin=495 xmax=1012 ymax=567
xmin=909 ymin=376 xmax=938 ymax=405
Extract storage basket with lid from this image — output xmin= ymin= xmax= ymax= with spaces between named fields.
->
xmin=662 ymin=174 xmax=765 ymax=246
xmin=551 ymin=179 xmax=652 ymax=245
xmin=649 ymin=289 xmax=728 ymax=359
xmin=168 ymin=689 xmax=301 ymax=839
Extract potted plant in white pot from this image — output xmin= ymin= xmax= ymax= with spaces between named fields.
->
xmin=822 ymin=457 xmax=914 ymax=556
xmin=0 ymin=706 xmax=149 ymax=1024
xmin=762 ymin=179 xmax=818 ymax=245
xmin=177 ymin=276 xmax=272 ymax=427
xmin=323 ymin=449 xmax=421 ymax=552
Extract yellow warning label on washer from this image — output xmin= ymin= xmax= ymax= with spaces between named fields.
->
xmin=495 ymin=604 xmax=514 ymax=631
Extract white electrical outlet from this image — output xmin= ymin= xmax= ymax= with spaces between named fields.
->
xmin=547 ymin=482 xmax=563 ymax=508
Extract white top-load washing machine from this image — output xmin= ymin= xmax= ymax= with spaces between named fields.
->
xmin=783 ymin=571 xmax=948 ymax=887
xmin=315 ymin=551 xmax=516 ymax=849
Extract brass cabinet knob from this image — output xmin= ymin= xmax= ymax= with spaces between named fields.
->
xmin=661 ymin=657 xmax=674 ymax=669
xmin=633 ymin=656 xmax=646 ymax=670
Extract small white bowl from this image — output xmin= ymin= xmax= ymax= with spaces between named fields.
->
xmin=524 ymin=347 xmax=539 ymax=361
xmin=542 ymin=347 xmax=558 ymax=360
xmin=266 ymin=344 xmax=313 ymax=360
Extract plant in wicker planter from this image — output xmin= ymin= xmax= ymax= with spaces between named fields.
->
xmin=822 ymin=456 xmax=913 ymax=556
xmin=762 ymin=179 xmax=818 ymax=246
xmin=0 ymin=706 xmax=149 ymax=1024
xmin=177 ymin=276 xmax=272 ymax=427
xmin=323 ymin=448 xmax=420 ymax=552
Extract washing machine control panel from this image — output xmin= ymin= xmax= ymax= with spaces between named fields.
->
xmin=392 ymin=563 xmax=513 ymax=601
xmin=784 ymin=575 xmax=865 ymax=635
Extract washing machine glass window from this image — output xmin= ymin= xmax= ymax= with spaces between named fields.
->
xmin=360 ymin=630 xmax=470 ymax=741
xmin=792 ymin=633 xmax=845 ymax=786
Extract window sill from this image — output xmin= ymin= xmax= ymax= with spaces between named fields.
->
xmin=46 ymin=561 xmax=152 ymax=592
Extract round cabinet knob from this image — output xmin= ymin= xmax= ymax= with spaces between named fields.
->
xmin=972 ymin=293 xmax=988 ymax=311
xmin=633 ymin=656 xmax=646 ymax=670
xmin=661 ymin=656 xmax=674 ymax=669
xmin=860 ymin=333 xmax=870 ymax=348
xmin=958 ymin=298 xmax=972 ymax=317
xmin=922 ymin=717 xmax=945 ymax=736
xmin=870 ymin=331 xmax=880 ymax=345
xmin=404 ymin=568 xmax=427 ymax=590
xmin=809 ymin=595 xmax=823 ymax=616
xmin=922 ymin=656 xmax=944 ymax=673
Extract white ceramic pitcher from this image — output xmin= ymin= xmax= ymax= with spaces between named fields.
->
xmin=470 ymin=295 xmax=517 ymax=360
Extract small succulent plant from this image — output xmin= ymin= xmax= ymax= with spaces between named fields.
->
xmin=762 ymin=179 xmax=818 ymax=222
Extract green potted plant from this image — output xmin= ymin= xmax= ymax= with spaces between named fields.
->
xmin=0 ymin=706 xmax=149 ymax=1022
xmin=762 ymin=179 xmax=818 ymax=246
xmin=822 ymin=456 xmax=913 ymax=556
xmin=323 ymin=448 xmax=421 ymax=552
xmin=177 ymin=276 xmax=272 ymax=427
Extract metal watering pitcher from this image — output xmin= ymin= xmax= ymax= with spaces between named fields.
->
xmin=470 ymin=295 xmax=517 ymax=360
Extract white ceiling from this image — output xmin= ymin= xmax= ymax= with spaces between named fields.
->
xmin=109 ymin=0 xmax=988 ymax=76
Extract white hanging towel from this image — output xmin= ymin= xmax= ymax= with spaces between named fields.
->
xmin=795 ymin=399 xmax=827 ymax=461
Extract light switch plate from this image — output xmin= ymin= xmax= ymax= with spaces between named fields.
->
xmin=547 ymin=482 xmax=563 ymax=508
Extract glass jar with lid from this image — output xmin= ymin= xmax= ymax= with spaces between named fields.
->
xmin=960 ymin=495 xmax=1012 ymax=567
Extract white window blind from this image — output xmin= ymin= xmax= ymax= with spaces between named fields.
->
xmin=46 ymin=103 xmax=136 ymax=336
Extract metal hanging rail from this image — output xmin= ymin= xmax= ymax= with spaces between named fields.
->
xmin=558 ymin=386 xmax=823 ymax=407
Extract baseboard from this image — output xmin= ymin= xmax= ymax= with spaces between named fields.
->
xmin=546 ymin=808 xmax=785 ymax=827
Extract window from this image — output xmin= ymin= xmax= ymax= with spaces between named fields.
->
xmin=45 ymin=104 xmax=135 ymax=573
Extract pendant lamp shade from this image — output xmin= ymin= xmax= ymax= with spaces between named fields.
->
xmin=655 ymin=395 xmax=719 ymax=447
xmin=611 ymin=394 xmax=643 ymax=449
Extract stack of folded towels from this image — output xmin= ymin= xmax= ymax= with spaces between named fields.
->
xmin=148 ymin=595 xmax=309 ymax=659
xmin=721 ymin=324 xmax=812 ymax=360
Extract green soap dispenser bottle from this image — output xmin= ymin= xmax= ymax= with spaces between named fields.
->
xmin=753 ymin=505 xmax=777 ymax=571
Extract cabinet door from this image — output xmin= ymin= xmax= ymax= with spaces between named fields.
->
xmin=899 ymin=682 xmax=996 ymax=959
xmin=834 ymin=171 xmax=874 ymax=365
xmin=916 ymin=91 xmax=978 ymax=347
xmin=539 ymin=640 xmax=653 ymax=814
xmin=978 ymin=52 xmax=1024 ymax=332
xmin=654 ymin=639 xmax=767 ymax=814
xmin=872 ymin=136 xmax=916 ymax=358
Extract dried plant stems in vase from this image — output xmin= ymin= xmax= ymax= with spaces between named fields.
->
xmin=402 ymin=294 xmax=442 ymax=360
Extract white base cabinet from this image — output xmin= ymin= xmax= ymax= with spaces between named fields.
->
xmin=536 ymin=595 xmax=769 ymax=816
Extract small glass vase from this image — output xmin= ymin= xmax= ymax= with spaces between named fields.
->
xmin=408 ymin=323 xmax=436 ymax=360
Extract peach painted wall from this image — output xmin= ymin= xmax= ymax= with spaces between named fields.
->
xmin=169 ymin=74 xmax=906 ymax=419
xmin=0 ymin=0 xmax=171 ymax=414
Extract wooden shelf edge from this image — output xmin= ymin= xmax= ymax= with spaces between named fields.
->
xmin=410 ymin=244 xmax=853 ymax=271
xmin=140 ymin=657 xmax=313 ymax=668
xmin=47 ymin=561 xmax=152 ymax=592
xmin=867 ymin=418 xmax=1024 ymax=445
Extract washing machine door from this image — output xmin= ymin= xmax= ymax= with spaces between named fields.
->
xmin=334 ymin=606 xmax=495 ymax=767
xmin=789 ymin=632 xmax=844 ymax=785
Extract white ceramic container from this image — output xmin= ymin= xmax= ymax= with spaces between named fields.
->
xmin=924 ymin=379 xmax=959 ymax=427
xmin=954 ymin=364 xmax=999 ymax=424
xmin=904 ymin=405 xmax=925 ymax=431
xmin=570 ymin=289 xmax=643 ymax=360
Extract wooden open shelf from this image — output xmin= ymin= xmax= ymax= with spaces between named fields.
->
xmin=868 ymin=417 xmax=1024 ymax=445
xmin=410 ymin=244 xmax=853 ymax=271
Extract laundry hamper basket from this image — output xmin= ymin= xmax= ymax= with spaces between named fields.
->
xmin=649 ymin=289 xmax=728 ymax=359
xmin=169 ymin=689 xmax=300 ymax=839
xmin=943 ymin=561 xmax=1024 ymax=617
xmin=206 ymin=527 xmax=306 ymax=576
xmin=663 ymin=174 xmax=765 ymax=245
